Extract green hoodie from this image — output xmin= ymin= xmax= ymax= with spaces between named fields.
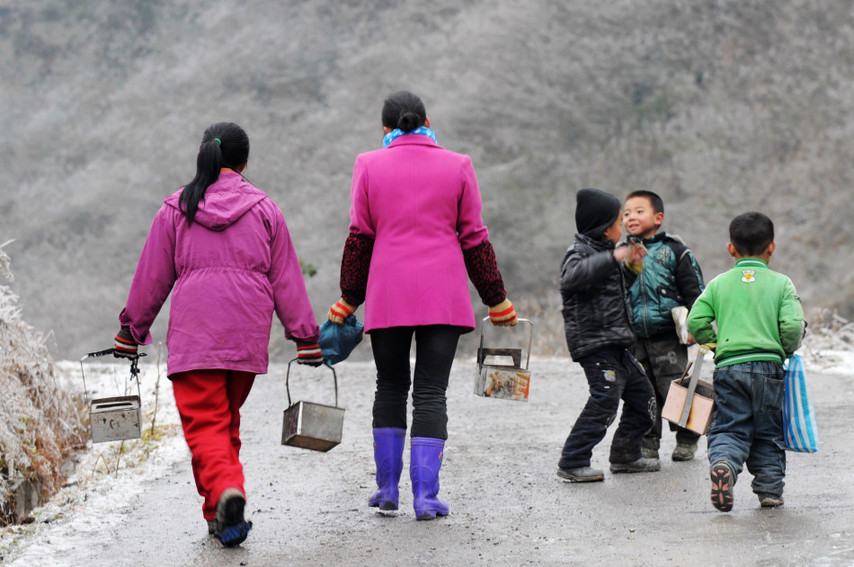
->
xmin=687 ymin=258 xmax=804 ymax=367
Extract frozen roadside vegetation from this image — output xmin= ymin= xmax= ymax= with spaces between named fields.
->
xmin=0 ymin=245 xmax=182 ymax=563
xmin=0 ymin=242 xmax=86 ymax=526
xmin=0 ymin=356 xmax=185 ymax=565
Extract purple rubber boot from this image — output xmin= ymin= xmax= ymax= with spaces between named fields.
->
xmin=410 ymin=437 xmax=449 ymax=520
xmin=368 ymin=428 xmax=406 ymax=511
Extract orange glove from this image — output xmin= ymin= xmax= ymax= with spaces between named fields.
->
xmin=327 ymin=298 xmax=356 ymax=325
xmin=488 ymin=298 xmax=518 ymax=327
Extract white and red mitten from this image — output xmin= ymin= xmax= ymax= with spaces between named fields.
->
xmin=327 ymin=298 xmax=356 ymax=325
xmin=488 ymin=298 xmax=518 ymax=327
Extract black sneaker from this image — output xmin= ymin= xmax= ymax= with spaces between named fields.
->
xmin=609 ymin=457 xmax=661 ymax=474
xmin=710 ymin=461 xmax=735 ymax=512
xmin=556 ymin=466 xmax=605 ymax=482
xmin=215 ymin=488 xmax=253 ymax=547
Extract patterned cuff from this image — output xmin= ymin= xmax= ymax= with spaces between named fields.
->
xmin=340 ymin=233 xmax=374 ymax=306
xmin=463 ymin=239 xmax=507 ymax=307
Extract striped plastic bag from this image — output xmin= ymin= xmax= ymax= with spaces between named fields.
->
xmin=783 ymin=354 xmax=819 ymax=453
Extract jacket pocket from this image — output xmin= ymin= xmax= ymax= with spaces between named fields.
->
xmin=657 ymin=285 xmax=683 ymax=304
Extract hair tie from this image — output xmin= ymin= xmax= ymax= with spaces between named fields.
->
xmin=213 ymin=138 xmax=221 ymax=145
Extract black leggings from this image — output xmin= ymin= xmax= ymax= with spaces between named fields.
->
xmin=370 ymin=325 xmax=462 ymax=439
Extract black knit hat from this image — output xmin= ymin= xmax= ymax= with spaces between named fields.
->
xmin=575 ymin=188 xmax=622 ymax=239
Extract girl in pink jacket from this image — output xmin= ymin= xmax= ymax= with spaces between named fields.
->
xmin=327 ymin=91 xmax=517 ymax=520
xmin=114 ymin=122 xmax=321 ymax=546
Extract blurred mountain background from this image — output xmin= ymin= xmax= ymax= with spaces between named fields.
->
xmin=2 ymin=0 xmax=853 ymax=361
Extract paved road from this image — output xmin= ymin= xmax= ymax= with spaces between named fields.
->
xmin=7 ymin=353 xmax=854 ymax=566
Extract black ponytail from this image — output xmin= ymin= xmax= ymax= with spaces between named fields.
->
xmin=179 ymin=122 xmax=250 ymax=225
xmin=381 ymin=91 xmax=427 ymax=133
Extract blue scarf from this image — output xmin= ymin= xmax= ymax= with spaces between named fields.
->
xmin=382 ymin=126 xmax=438 ymax=148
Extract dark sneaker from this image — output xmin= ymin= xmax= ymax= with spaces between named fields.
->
xmin=207 ymin=520 xmax=216 ymax=535
xmin=710 ymin=461 xmax=735 ymax=512
xmin=556 ymin=466 xmax=605 ymax=482
xmin=609 ymin=457 xmax=661 ymax=474
xmin=641 ymin=447 xmax=660 ymax=460
xmin=758 ymin=493 xmax=784 ymax=508
xmin=215 ymin=488 xmax=253 ymax=547
xmin=672 ymin=443 xmax=697 ymax=462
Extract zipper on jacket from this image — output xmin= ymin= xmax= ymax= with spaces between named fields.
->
xmin=638 ymin=270 xmax=650 ymax=337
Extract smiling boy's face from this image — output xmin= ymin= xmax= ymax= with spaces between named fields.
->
xmin=623 ymin=196 xmax=663 ymax=239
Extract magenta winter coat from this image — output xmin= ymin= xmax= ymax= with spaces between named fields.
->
xmin=120 ymin=171 xmax=319 ymax=375
xmin=349 ymin=134 xmax=490 ymax=332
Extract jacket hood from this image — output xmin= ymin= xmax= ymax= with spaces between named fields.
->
xmin=164 ymin=171 xmax=267 ymax=231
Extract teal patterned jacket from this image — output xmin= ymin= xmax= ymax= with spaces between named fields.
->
xmin=628 ymin=232 xmax=705 ymax=340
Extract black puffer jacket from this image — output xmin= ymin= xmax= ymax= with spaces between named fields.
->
xmin=559 ymin=234 xmax=638 ymax=361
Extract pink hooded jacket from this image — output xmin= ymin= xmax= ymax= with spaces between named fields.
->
xmin=350 ymin=135 xmax=490 ymax=332
xmin=120 ymin=171 xmax=319 ymax=375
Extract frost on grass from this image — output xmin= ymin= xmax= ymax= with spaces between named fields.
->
xmin=0 ymin=243 xmax=86 ymax=524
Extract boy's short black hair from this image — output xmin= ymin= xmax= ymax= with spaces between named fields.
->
xmin=626 ymin=190 xmax=664 ymax=214
xmin=729 ymin=212 xmax=774 ymax=256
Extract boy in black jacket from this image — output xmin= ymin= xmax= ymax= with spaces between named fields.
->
xmin=557 ymin=188 xmax=660 ymax=482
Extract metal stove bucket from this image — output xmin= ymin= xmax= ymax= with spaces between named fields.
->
xmin=80 ymin=349 xmax=145 ymax=443
xmin=90 ymin=395 xmax=141 ymax=443
xmin=282 ymin=358 xmax=345 ymax=452
xmin=475 ymin=317 xmax=534 ymax=402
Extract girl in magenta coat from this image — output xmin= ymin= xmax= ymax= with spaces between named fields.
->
xmin=327 ymin=91 xmax=517 ymax=520
xmin=114 ymin=122 xmax=321 ymax=546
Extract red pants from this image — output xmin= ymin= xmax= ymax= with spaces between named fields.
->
xmin=171 ymin=369 xmax=255 ymax=521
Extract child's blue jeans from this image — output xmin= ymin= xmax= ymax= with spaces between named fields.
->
xmin=708 ymin=360 xmax=786 ymax=496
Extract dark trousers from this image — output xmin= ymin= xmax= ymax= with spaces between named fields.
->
xmin=631 ymin=334 xmax=701 ymax=449
xmin=559 ymin=348 xmax=656 ymax=469
xmin=370 ymin=325 xmax=462 ymax=440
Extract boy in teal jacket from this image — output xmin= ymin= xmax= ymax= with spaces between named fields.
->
xmin=624 ymin=190 xmax=705 ymax=463
xmin=687 ymin=212 xmax=804 ymax=512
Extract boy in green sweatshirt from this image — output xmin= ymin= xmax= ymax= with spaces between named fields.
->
xmin=687 ymin=212 xmax=804 ymax=512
